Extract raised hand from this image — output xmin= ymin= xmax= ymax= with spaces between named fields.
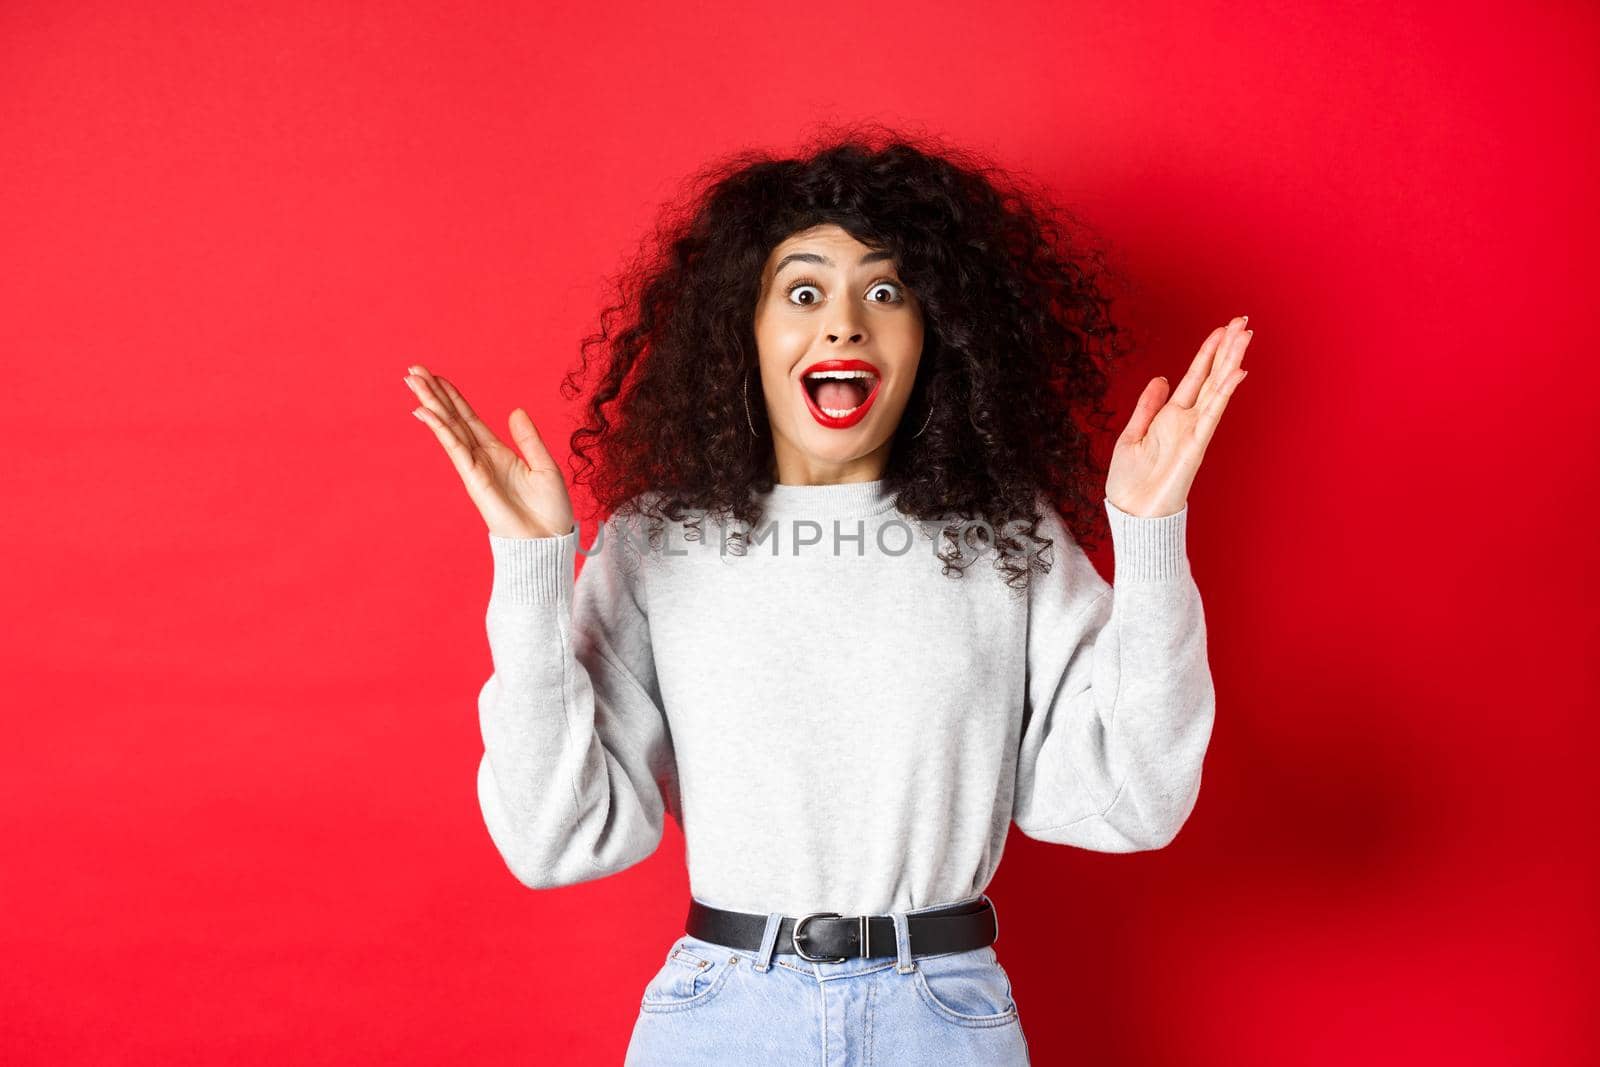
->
xmin=1105 ymin=316 xmax=1252 ymax=518
xmin=403 ymin=365 xmax=576 ymax=539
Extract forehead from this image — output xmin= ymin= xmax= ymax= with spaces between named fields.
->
xmin=770 ymin=223 xmax=877 ymax=255
xmin=764 ymin=224 xmax=893 ymax=275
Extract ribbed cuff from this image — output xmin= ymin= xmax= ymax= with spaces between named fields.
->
xmin=1104 ymin=497 xmax=1190 ymax=582
xmin=488 ymin=529 xmax=578 ymax=605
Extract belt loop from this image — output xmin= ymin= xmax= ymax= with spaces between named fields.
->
xmin=983 ymin=892 xmax=999 ymax=945
xmin=891 ymin=909 xmax=914 ymax=974
xmin=753 ymin=911 xmax=783 ymax=972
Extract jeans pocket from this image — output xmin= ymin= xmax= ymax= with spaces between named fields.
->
xmin=639 ymin=937 xmax=738 ymax=1014
xmin=911 ymin=945 xmax=1020 ymax=1028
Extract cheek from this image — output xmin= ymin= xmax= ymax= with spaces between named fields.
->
xmin=754 ymin=317 xmax=810 ymax=371
xmin=888 ymin=323 xmax=925 ymax=378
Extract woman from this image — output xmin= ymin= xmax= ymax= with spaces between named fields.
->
xmin=403 ymin=129 xmax=1249 ymax=1065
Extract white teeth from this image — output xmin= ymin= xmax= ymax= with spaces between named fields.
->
xmin=804 ymin=369 xmax=877 ymax=381
xmin=803 ymin=368 xmax=876 ymax=419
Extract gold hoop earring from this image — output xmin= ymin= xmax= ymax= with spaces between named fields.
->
xmin=743 ymin=368 xmax=760 ymax=438
xmin=910 ymin=401 xmax=934 ymax=438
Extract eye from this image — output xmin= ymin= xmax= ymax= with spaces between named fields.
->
xmin=783 ymin=276 xmax=907 ymax=307
xmin=867 ymin=281 xmax=905 ymax=304
xmin=785 ymin=279 xmax=824 ymax=306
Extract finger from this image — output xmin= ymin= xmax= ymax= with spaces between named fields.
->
xmin=1118 ymin=376 xmax=1169 ymax=445
xmin=434 ymin=376 xmax=503 ymax=453
xmin=404 ymin=373 xmax=472 ymax=453
xmin=1172 ymin=318 xmax=1244 ymax=409
xmin=410 ymin=403 xmax=480 ymax=480
xmin=1196 ymin=327 xmax=1252 ymax=412
xmin=411 ymin=364 xmax=469 ymax=427
xmin=1194 ymin=368 xmax=1247 ymax=447
xmin=507 ymin=407 xmax=559 ymax=474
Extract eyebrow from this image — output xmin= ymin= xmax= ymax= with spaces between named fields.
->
xmin=772 ymin=249 xmax=897 ymax=277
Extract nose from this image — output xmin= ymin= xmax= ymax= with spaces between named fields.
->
xmin=825 ymin=319 xmax=867 ymax=345
xmin=824 ymin=297 xmax=868 ymax=345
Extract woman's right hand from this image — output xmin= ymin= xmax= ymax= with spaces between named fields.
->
xmin=404 ymin=365 xmax=576 ymax=540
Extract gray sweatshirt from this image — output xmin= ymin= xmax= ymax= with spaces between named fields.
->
xmin=475 ymin=478 xmax=1214 ymax=917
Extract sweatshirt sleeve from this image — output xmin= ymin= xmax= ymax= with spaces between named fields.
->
xmin=474 ymin=511 xmax=680 ymax=889
xmin=1011 ymin=496 xmax=1216 ymax=852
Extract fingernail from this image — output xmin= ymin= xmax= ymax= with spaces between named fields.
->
xmin=411 ymin=408 xmax=424 ymax=419
xmin=1240 ymin=315 xmax=1249 ymax=325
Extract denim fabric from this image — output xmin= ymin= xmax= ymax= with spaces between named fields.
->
xmin=623 ymin=894 xmax=1030 ymax=1066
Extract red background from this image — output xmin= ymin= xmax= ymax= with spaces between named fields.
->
xmin=3 ymin=2 xmax=1595 ymax=1063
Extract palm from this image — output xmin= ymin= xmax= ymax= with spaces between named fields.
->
xmin=403 ymin=365 xmax=575 ymax=539
xmin=1105 ymin=317 xmax=1253 ymax=518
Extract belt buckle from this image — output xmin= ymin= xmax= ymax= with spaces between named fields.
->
xmin=791 ymin=912 xmax=848 ymax=963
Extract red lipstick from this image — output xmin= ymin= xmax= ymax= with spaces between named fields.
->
xmin=797 ymin=358 xmax=883 ymax=430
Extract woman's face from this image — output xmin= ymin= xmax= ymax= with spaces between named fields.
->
xmin=752 ymin=223 xmax=924 ymax=485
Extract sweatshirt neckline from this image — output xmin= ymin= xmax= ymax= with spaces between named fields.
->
xmin=752 ymin=477 xmax=898 ymax=519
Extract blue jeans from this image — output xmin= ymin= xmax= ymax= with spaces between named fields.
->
xmin=623 ymin=893 xmax=1030 ymax=1065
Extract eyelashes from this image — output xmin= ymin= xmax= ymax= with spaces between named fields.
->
xmin=784 ymin=275 xmax=907 ymax=307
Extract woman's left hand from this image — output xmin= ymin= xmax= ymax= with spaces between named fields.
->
xmin=1105 ymin=316 xmax=1253 ymax=518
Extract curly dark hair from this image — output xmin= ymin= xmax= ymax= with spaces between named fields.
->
xmin=559 ymin=120 xmax=1135 ymax=592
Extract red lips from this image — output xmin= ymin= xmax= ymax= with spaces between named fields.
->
xmin=798 ymin=358 xmax=883 ymax=430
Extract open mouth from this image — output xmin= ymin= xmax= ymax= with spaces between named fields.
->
xmin=799 ymin=360 xmax=882 ymax=428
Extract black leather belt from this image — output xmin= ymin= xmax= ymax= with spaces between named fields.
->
xmin=685 ymin=895 xmax=998 ymax=963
